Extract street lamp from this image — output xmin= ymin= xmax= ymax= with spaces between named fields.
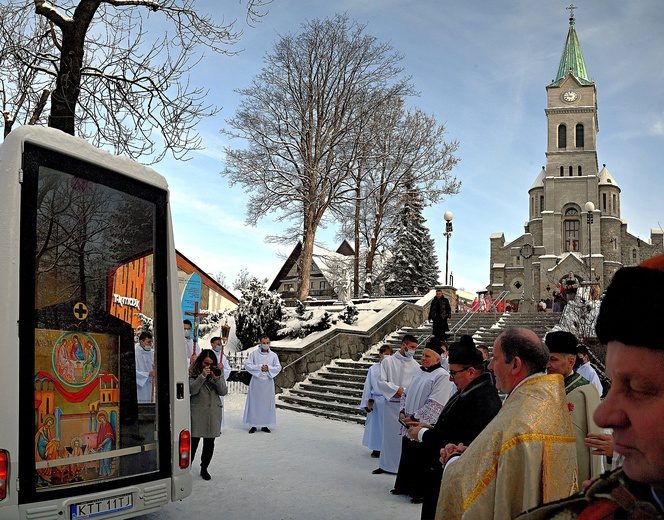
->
xmin=585 ymin=201 xmax=595 ymax=283
xmin=444 ymin=211 xmax=454 ymax=285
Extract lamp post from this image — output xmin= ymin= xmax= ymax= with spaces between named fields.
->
xmin=444 ymin=211 xmax=454 ymax=285
xmin=585 ymin=201 xmax=595 ymax=282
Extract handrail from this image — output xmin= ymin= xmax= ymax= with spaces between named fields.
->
xmin=448 ymin=290 xmax=509 ymax=338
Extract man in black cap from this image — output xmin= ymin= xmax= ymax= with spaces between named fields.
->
xmin=407 ymin=335 xmax=502 ymax=519
xmin=391 ymin=338 xmax=454 ymax=504
xmin=518 ymin=254 xmax=664 ymax=519
xmin=545 ymin=330 xmax=602 ymax=484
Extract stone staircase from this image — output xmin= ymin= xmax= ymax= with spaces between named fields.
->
xmin=276 ymin=312 xmax=562 ymax=423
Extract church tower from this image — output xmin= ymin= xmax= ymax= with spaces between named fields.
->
xmin=488 ymin=7 xmax=663 ymax=308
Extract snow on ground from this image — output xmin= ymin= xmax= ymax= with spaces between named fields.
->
xmin=133 ymin=393 xmax=415 ymax=520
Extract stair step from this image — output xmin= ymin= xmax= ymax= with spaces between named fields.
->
xmin=280 ymin=310 xmax=562 ymax=424
xmin=276 ymin=400 xmax=366 ymax=424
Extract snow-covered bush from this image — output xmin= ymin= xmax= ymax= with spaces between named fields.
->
xmin=278 ymin=307 xmax=332 ymax=339
xmin=233 ymin=278 xmax=284 ymax=349
xmin=338 ymin=304 xmax=359 ymax=325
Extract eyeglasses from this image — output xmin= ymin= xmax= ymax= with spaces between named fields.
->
xmin=448 ymin=367 xmax=471 ymax=378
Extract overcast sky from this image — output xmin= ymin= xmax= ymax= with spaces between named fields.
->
xmin=154 ymin=0 xmax=664 ymax=294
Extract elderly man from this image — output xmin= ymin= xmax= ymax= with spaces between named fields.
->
xmin=373 ymin=334 xmax=420 ymax=475
xmin=545 ymin=330 xmax=603 ymax=484
xmin=518 ymin=255 xmax=664 ymax=518
xmin=391 ymin=338 xmax=455 ymax=503
xmin=435 ymin=328 xmax=578 ymax=519
xmin=407 ymin=335 xmax=502 ymax=520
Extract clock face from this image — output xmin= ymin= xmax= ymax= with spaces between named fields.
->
xmin=562 ymin=90 xmax=578 ymax=103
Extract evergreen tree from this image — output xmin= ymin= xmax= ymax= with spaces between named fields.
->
xmin=233 ymin=278 xmax=284 ymax=349
xmin=384 ymin=185 xmax=440 ymax=294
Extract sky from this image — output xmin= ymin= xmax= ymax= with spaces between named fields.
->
xmin=153 ymin=0 xmax=664 ymax=295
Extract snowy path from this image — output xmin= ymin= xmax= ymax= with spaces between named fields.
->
xmin=133 ymin=393 xmax=415 ymax=520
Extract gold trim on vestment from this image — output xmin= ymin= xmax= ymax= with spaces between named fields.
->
xmin=461 ymin=432 xmax=576 ymax=511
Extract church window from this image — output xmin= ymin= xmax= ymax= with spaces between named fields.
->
xmin=558 ymin=125 xmax=567 ymax=148
xmin=540 ymin=196 xmax=544 ymax=212
xmin=564 ymin=208 xmax=580 ymax=252
xmin=569 ymin=166 xmax=573 ymax=176
xmin=603 ymin=193 xmax=607 ymax=211
xmin=578 ymin=165 xmax=582 ymax=176
xmin=576 ymin=124 xmax=584 ymax=147
xmin=612 ymin=194 xmax=617 ymax=214
xmin=633 ymin=249 xmax=637 ymax=263
xmin=560 ymin=166 xmax=564 ymax=176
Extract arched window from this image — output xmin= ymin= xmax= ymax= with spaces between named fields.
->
xmin=576 ymin=124 xmax=584 ymax=147
xmin=569 ymin=166 xmax=573 ymax=176
xmin=564 ymin=208 xmax=580 ymax=252
xmin=560 ymin=166 xmax=564 ymax=177
xmin=558 ymin=125 xmax=567 ymax=148
xmin=578 ymin=165 xmax=582 ymax=176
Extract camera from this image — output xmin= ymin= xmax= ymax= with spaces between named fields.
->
xmin=210 ymin=366 xmax=222 ymax=377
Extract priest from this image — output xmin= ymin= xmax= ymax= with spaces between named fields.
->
xmin=392 ymin=338 xmax=455 ymax=503
xmin=545 ymin=330 xmax=603 ymax=483
xmin=435 ymin=328 xmax=578 ymax=519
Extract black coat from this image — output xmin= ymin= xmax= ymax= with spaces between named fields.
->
xmin=419 ymin=372 xmax=502 ymax=519
xmin=428 ymin=295 xmax=451 ymax=321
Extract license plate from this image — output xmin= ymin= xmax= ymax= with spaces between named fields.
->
xmin=71 ymin=493 xmax=133 ymax=519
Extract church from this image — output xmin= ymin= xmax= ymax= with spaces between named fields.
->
xmin=488 ymin=8 xmax=663 ymax=308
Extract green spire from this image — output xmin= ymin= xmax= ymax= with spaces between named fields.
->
xmin=550 ymin=5 xmax=592 ymax=87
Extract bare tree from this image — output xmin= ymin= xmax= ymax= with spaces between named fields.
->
xmin=334 ymin=103 xmax=460 ymax=294
xmin=223 ymin=13 xmax=414 ymax=301
xmin=0 ymin=0 xmax=269 ymax=162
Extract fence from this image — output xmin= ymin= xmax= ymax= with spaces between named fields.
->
xmin=225 ymin=350 xmax=249 ymax=394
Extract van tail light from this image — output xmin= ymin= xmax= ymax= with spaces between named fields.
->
xmin=0 ymin=450 xmax=8 ymax=500
xmin=178 ymin=430 xmax=190 ymax=469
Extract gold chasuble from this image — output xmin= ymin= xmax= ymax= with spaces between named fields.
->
xmin=435 ymin=374 xmax=578 ymax=520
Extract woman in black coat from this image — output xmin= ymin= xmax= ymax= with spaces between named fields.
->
xmin=189 ymin=349 xmax=227 ymax=480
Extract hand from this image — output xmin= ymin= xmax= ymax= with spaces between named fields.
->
xmin=394 ymin=386 xmax=404 ymax=398
xmin=439 ymin=443 xmax=466 ymax=466
xmin=261 ymin=364 xmax=269 ymax=372
xmin=189 ymin=353 xmax=197 ymax=364
xmin=407 ymin=425 xmax=423 ymax=441
xmin=201 ymin=366 xmax=210 ymax=378
xmin=584 ymin=433 xmax=614 ymax=457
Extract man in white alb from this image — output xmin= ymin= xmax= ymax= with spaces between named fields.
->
xmin=373 ymin=334 xmax=419 ymax=475
xmin=135 ymin=332 xmax=155 ymax=403
xmin=243 ymin=336 xmax=282 ymax=433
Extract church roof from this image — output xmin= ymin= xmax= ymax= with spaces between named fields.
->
xmin=598 ymin=164 xmax=620 ymax=189
xmin=549 ymin=10 xmax=593 ymax=87
xmin=529 ymin=166 xmax=547 ymax=190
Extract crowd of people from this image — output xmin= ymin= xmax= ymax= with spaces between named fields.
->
xmin=360 ymin=256 xmax=664 ymax=519
xmin=134 ymin=318 xmax=283 ymax=482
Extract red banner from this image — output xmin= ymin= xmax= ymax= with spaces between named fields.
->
xmin=35 ymin=372 xmax=115 ymax=403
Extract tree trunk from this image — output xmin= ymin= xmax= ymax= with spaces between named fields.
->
xmin=296 ymin=228 xmax=316 ymax=301
xmin=353 ymin=185 xmax=361 ymax=298
xmin=46 ymin=1 xmax=101 ymax=135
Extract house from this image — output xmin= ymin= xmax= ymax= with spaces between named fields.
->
xmin=269 ymin=240 xmax=355 ymax=301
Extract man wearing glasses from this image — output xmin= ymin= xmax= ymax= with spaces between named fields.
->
xmin=434 ymin=328 xmax=577 ymax=519
xmin=407 ymin=335 xmax=501 ymax=519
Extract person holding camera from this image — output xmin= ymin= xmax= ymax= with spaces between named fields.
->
xmin=189 ymin=348 xmax=228 ymax=480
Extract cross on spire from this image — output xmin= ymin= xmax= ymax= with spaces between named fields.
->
xmin=567 ymin=3 xmax=578 ymax=23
